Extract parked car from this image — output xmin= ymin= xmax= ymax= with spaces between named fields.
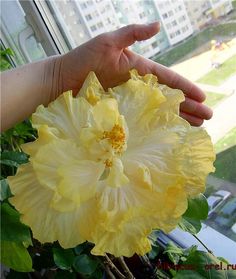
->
xmin=207 ymin=190 xmax=231 ymax=215
xmin=219 ymin=197 xmax=236 ymax=216
xmin=231 ymin=223 xmax=236 ymax=234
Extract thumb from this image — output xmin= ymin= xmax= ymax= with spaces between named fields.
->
xmin=110 ymin=22 xmax=160 ymax=48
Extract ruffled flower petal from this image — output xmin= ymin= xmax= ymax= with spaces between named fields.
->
xmin=57 ymin=160 xmax=104 ymax=204
xmin=33 ymin=92 xmax=92 ymax=141
xmin=7 ymin=70 xmax=215 ymax=257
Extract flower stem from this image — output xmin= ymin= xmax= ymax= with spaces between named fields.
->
xmin=192 ymin=234 xmax=213 ymax=254
xmin=104 ymin=265 xmax=116 ymax=279
xmin=104 ymin=254 xmax=126 ymax=279
xmin=117 ymin=257 xmax=135 ymax=279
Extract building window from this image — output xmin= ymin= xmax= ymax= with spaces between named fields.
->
xmin=175 ymin=30 xmax=181 ymax=36
xmin=139 ymin=11 xmax=145 ymax=19
xmin=80 ymin=2 xmax=87 ymax=9
xmin=172 ymin=20 xmax=177 ymax=27
xmin=85 ymin=14 xmax=92 ymax=21
xmin=90 ymin=25 xmax=97 ymax=31
xmin=162 ymin=13 xmax=168 ymax=19
xmin=93 ymin=11 xmax=99 ymax=17
xmin=97 ymin=22 xmax=104 ymax=28
xmin=152 ymin=41 xmax=158 ymax=48
xmin=168 ymin=10 xmax=173 ymax=17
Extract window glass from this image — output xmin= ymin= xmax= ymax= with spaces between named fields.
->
xmin=0 ymin=0 xmax=47 ymax=65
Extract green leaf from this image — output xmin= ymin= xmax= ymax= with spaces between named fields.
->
xmin=53 ymin=247 xmax=75 ymax=270
xmin=174 ymin=250 xmax=236 ymax=279
xmin=178 ymin=217 xmax=202 ymax=234
xmin=0 ymin=179 xmax=12 ymax=201
xmin=1 ymin=151 xmax=28 ymax=167
xmin=183 ymin=194 xmax=209 ymax=220
xmin=178 ymin=194 xmax=208 ymax=234
xmin=1 ymin=203 xmax=32 ymax=246
xmin=217 ymin=257 xmax=229 ymax=264
xmin=173 ymin=270 xmax=205 ymax=279
xmin=163 ymin=242 xmax=184 ymax=264
xmin=13 ymin=121 xmax=36 ymax=138
xmin=1 ymin=241 xmax=33 ymax=272
xmin=74 ymin=242 xmax=88 ymax=255
xmin=73 ymin=254 xmax=99 ymax=275
xmin=0 ymin=47 xmax=14 ymax=57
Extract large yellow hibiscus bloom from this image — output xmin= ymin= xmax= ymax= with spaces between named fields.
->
xmin=8 ymin=70 xmax=215 ymax=257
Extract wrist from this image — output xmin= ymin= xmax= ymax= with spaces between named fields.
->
xmin=42 ymin=55 xmax=64 ymax=104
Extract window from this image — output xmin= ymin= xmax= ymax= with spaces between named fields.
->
xmin=97 ymin=22 xmax=104 ymax=28
xmin=171 ymin=20 xmax=177 ymax=27
xmin=151 ymin=41 xmax=158 ymax=48
xmin=139 ymin=11 xmax=146 ymax=19
xmin=166 ymin=23 xmax=171 ymax=29
xmin=162 ymin=13 xmax=168 ymax=19
xmin=85 ymin=14 xmax=92 ymax=20
xmin=90 ymin=25 xmax=97 ymax=31
xmin=80 ymin=2 xmax=87 ymax=9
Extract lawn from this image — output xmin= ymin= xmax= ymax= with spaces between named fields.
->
xmin=214 ymin=127 xmax=236 ymax=153
xmin=197 ymin=55 xmax=236 ymax=86
xmin=153 ymin=22 xmax=236 ymax=66
xmin=213 ymin=145 xmax=236 ymax=183
xmin=204 ymin=91 xmax=226 ymax=107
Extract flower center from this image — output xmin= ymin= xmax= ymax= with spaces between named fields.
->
xmin=102 ymin=124 xmax=126 ymax=154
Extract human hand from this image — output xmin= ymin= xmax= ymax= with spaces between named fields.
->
xmin=58 ymin=23 xmax=212 ymax=126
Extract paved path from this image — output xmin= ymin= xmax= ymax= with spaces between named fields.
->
xmin=196 ymin=83 xmax=233 ymax=95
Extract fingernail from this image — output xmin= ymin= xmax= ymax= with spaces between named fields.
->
xmin=148 ymin=21 xmax=161 ymax=27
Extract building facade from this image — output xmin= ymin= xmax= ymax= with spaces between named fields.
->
xmin=184 ymin=0 xmax=233 ymax=31
xmin=51 ymin=0 xmax=233 ymax=58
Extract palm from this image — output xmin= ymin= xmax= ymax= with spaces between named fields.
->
xmin=62 ymin=24 xmax=212 ymax=126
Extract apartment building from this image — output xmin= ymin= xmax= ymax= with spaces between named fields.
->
xmin=154 ymin=0 xmax=193 ymax=46
xmin=112 ymin=0 xmax=165 ymax=58
xmin=113 ymin=0 xmax=193 ymax=58
xmin=183 ymin=0 xmax=211 ymax=31
xmin=184 ymin=0 xmax=233 ymax=31
xmin=50 ymin=0 xmax=231 ymax=59
xmin=209 ymin=0 xmax=233 ymax=18
xmin=51 ymin=0 xmax=119 ymax=48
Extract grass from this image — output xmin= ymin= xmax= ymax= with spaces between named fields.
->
xmin=153 ymin=22 xmax=236 ymax=66
xmin=197 ymin=55 xmax=236 ymax=85
xmin=214 ymin=127 xmax=236 ymax=153
xmin=204 ymin=91 xmax=226 ymax=107
xmin=213 ymin=145 xmax=236 ymax=183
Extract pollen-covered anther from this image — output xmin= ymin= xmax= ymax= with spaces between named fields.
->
xmin=102 ymin=124 xmax=126 ymax=153
xmin=104 ymin=159 xmax=113 ymax=167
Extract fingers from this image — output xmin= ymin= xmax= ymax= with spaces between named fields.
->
xmin=180 ymin=112 xmax=204 ymax=127
xmin=110 ymin=22 xmax=160 ymax=48
xmin=151 ymin=62 xmax=206 ymax=102
xmin=180 ymin=97 xmax=213 ymax=120
xmin=149 ymin=61 xmax=213 ymax=124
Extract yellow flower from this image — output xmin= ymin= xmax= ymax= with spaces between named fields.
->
xmin=8 ymin=70 xmax=215 ymax=257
